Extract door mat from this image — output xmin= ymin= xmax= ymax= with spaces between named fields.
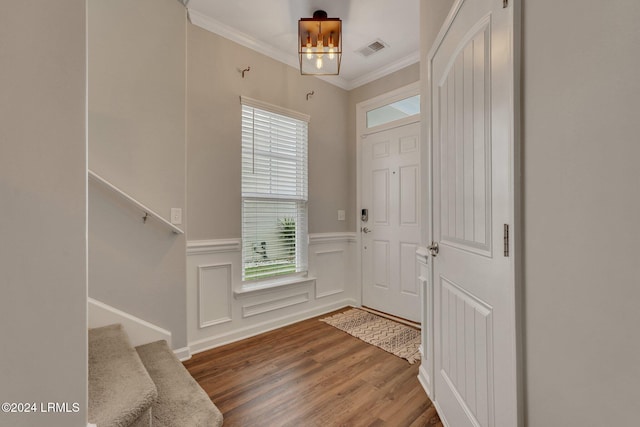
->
xmin=320 ymin=308 xmax=421 ymax=364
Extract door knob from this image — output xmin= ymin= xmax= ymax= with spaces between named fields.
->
xmin=427 ymin=242 xmax=439 ymax=257
xmin=362 ymin=227 xmax=372 ymax=234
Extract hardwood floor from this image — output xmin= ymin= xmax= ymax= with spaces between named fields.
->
xmin=184 ymin=309 xmax=443 ymax=427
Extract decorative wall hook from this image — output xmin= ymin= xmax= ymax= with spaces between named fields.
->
xmin=241 ymin=66 xmax=251 ymax=78
xmin=306 ymin=91 xmax=315 ymax=100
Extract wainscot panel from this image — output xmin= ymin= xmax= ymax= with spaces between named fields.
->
xmin=416 ymin=246 xmax=433 ymax=398
xmin=186 ymin=233 xmax=358 ymax=354
xmin=198 ymin=263 xmax=232 ymax=328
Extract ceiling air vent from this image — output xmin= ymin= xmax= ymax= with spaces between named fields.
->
xmin=356 ymin=39 xmax=388 ymax=57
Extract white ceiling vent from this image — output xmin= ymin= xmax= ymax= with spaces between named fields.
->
xmin=356 ymin=39 xmax=388 ymax=58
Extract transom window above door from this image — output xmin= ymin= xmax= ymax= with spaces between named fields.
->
xmin=366 ymin=94 xmax=420 ymax=129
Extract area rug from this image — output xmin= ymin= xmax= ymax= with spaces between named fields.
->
xmin=320 ymin=308 xmax=421 ymax=364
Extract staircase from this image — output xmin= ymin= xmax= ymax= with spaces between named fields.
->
xmin=88 ymin=324 xmax=223 ymax=427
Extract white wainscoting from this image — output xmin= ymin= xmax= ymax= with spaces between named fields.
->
xmin=416 ymin=246 xmax=433 ymax=399
xmin=198 ymin=263 xmax=233 ymax=328
xmin=186 ymin=232 xmax=358 ymax=354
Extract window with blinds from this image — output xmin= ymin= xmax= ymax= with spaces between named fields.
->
xmin=241 ymin=98 xmax=309 ymax=281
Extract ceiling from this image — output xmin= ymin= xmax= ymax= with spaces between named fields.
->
xmin=184 ymin=0 xmax=420 ymax=90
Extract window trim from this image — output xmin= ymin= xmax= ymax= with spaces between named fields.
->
xmin=240 ymin=96 xmax=310 ymax=123
xmin=240 ymin=97 xmax=309 ymax=283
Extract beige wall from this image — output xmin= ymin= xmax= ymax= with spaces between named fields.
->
xmin=187 ymin=25 xmax=350 ymax=239
xmin=523 ymin=0 xmax=640 ymax=425
xmin=0 ymin=1 xmax=87 ymax=426
xmin=88 ymin=0 xmax=188 ymax=348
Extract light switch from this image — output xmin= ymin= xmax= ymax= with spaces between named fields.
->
xmin=337 ymin=210 xmax=346 ymax=221
xmin=170 ymin=208 xmax=182 ymax=225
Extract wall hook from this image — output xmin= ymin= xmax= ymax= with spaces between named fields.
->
xmin=142 ymin=212 xmax=149 ymax=223
xmin=306 ymin=91 xmax=315 ymax=101
xmin=241 ymin=66 xmax=251 ymax=78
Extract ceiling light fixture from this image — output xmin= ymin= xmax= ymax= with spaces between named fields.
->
xmin=298 ymin=10 xmax=342 ymax=75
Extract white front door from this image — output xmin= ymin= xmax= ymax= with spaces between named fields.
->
xmin=361 ymin=122 xmax=421 ymax=322
xmin=430 ymin=0 xmax=518 ymax=426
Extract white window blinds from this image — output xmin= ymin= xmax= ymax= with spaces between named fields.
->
xmin=241 ymin=98 xmax=309 ymax=281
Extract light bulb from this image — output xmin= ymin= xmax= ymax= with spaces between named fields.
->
xmin=328 ymin=33 xmax=335 ymax=60
xmin=316 ymin=55 xmax=323 ymax=70
xmin=305 ymin=33 xmax=312 ymax=59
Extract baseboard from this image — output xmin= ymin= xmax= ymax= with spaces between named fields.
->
xmin=359 ymin=306 xmax=421 ymax=329
xmin=432 ymin=397 xmax=449 ymax=427
xmin=173 ymin=346 xmax=192 ymax=362
xmin=420 ymin=364 xmax=448 ymax=427
xmin=417 ymin=364 xmax=432 ymax=400
xmin=188 ymin=299 xmax=357 ymax=354
xmin=88 ymin=298 xmax=172 ymax=348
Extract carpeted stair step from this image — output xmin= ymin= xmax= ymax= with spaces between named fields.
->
xmin=136 ymin=340 xmax=223 ymax=427
xmin=89 ymin=324 xmax=158 ymax=427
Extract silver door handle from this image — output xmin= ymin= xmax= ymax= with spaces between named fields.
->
xmin=362 ymin=227 xmax=372 ymax=234
xmin=427 ymin=242 xmax=439 ymax=257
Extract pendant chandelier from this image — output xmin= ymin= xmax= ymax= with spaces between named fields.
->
xmin=298 ymin=10 xmax=342 ymax=75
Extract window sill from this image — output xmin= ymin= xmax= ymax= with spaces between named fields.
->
xmin=234 ymin=275 xmax=316 ymax=298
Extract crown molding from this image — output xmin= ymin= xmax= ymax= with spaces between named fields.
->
xmin=186 ymin=8 xmax=419 ymax=91
xmin=347 ymin=51 xmax=420 ymax=90
xmin=187 ymin=9 xmax=351 ymax=90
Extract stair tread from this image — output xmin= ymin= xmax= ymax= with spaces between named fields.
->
xmin=89 ymin=324 xmax=157 ymax=427
xmin=136 ymin=340 xmax=223 ymax=427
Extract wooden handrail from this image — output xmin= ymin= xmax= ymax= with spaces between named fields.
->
xmin=88 ymin=170 xmax=184 ymax=235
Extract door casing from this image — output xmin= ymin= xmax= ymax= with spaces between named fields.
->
xmin=355 ymin=82 xmax=421 ymax=312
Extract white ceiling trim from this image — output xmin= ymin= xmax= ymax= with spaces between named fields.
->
xmin=348 ymin=51 xmax=420 ymax=90
xmin=187 ymin=9 xmax=350 ymax=90
xmin=187 ymin=8 xmax=418 ymax=91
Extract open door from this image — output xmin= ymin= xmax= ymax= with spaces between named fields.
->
xmin=429 ymin=0 xmax=519 ymax=426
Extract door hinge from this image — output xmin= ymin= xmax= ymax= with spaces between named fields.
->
xmin=503 ymin=0 xmax=508 ymax=8
xmin=503 ymin=224 xmax=510 ymax=257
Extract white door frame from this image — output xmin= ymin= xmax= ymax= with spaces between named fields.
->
xmin=423 ymin=0 xmax=523 ymax=424
xmin=355 ymin=81 xmax=421 ymax=310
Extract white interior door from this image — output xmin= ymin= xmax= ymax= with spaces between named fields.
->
xmin=361 ymin=122 xmax=421 ymax=322
xmin=430 ymin=0 xmax=518 ymax=426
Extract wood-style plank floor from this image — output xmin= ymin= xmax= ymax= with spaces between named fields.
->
xmin=184 ymin=309 xmax=443 ymax=427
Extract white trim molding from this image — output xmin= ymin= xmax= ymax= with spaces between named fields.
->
xmin=173 ymin=347 xmax=192 ymax=362
xmin=186 ymin=234 xmax=358 ymax=355
xmin=187 ymin=9 xmax=350 ymax=90
xmin=187 ymin=239 xmax=241 ymax=255
xmin=416 ymin=246 xmax=429 ymax=264
xmin=234 ymin=275 xmax=316 ymax=297
xmin=416 ymin=245 xmax=433 ymax=399
xmin=349 ymin=51 xmax=420 ymax=90
xmin=241 ymin=96 xmax=310 ymax=123
xmin=186 ymin=8 xmax=418 ymax=91
xmin=198 ymin=263 xmax=233 ymax=328
xmin=309 ymin=232 xmax=357 ymax=245
xmin=188 ymin=299 xmax=357 ymax=354
xmin=88 ymin=298 xmax=172 ymax=348
xmin=313 ymin=249 xmax=347 ymax=298
xmin=242 ymin=291 xmax=310 ymax=318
